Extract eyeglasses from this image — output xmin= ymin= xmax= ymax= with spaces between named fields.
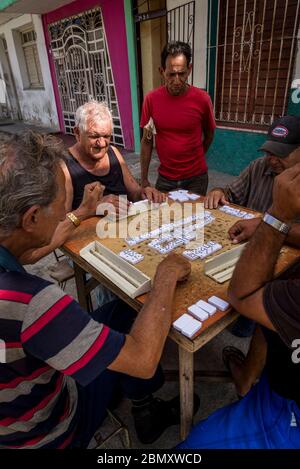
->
xmin=86 ymin=133 xmax=111 ymax=141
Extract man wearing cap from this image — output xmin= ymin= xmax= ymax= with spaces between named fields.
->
xmin=204 ymin=115 xmax=300 ymax=213
xmin=203 ymin=115 xmax=300 ymax=399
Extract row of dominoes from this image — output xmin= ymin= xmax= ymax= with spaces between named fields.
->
xmin=168 ymin=189 xmax=200 ymax=202
xmin=173 ymin=296 xmax=230 ymax=338
xmin=119 ymin=249 xmax=144 ymax=264
xmin=125 ymin=212 xmax=214 ymax=247
xmin=219 ymin=205 xmax=255 ymax=219
xmin=182 ymin=241 xmax=222 ymax=261
xmin=147 ymin=220 xmax=217 ymax=253
xmin=150 ymin=238 xmax=185 ymax=254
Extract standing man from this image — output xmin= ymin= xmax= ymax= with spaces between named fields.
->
xmin=140 ymin=41 xmax=216 ymax=195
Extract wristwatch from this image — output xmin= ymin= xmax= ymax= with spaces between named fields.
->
xmin=66 ymin=212 xmax=81 ymax=227
xmin=262 ymin=212 xmax=290 ymax=235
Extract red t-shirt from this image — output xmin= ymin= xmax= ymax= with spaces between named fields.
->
xmin=140 ymin=85 xmax=216 ymax=180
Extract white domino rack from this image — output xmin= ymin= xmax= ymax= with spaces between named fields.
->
xmin=204 ymin=243 xmax=247 ymax=283
xmin=80 ymin=241 xmax=151 ymax=299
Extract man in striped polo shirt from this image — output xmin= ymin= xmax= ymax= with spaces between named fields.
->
xmin=0 ymin=131 xmax=191 ymax=448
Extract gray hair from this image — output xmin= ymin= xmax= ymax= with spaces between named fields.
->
xmin=75 ymin=100 xmax=113 ymax=132
xmin=0 ymin=131 xmax=65 ymax=236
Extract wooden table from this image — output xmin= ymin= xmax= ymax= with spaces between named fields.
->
xmin=62 ymin=203 xmax=300 ymax=440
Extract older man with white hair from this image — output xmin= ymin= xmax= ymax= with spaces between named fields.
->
xmin=64 ymin=100 xmax=165 ymax=215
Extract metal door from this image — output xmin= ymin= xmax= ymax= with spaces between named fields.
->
xmin=167 ymin=1 xmax=195 ymax=84
xmin=48 ymin=7 xmax=124 ymax=146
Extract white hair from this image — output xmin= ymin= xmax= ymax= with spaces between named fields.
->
xmin=75 ymin=100 xmax=113 ymax=132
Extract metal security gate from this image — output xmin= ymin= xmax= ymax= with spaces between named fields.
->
xmin=167 ymin=1 xmax=195 ymax=83
xmin=48 ymin=8 xmax=124 ymax=146
xmin=209 ymin=0 xmax=300 ymax=128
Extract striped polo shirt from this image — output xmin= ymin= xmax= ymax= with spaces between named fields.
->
xmin=0 ymin=270 xmax=125 ymax=448
xmin=223 ymin=156 xmax=274 ymax=212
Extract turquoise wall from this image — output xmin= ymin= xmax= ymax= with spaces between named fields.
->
xmin=287 ymin=88 xmax=300 ymax=117
xmin=206 ymin=129 xmax=266 ymax=176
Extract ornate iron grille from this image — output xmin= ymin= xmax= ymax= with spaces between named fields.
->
xmin=48 ymin=8 xmax=124 ymax=146
xmin=167 ymin=1 xmax=195 ymax=84
xmin=209 ymin=0 xmax=300 ymax=128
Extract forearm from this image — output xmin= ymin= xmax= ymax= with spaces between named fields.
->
xmin=22 ymin=206 xmax=89 ymax=264
xmin=286 ymin=224 xmax=300 ymax=248
xmin=203 ymin=131 xmax=214 ymax=153
xmin=140 ymin=138 xmax=153 ymax=185
xmin=228 ymin=220 xmax=286 ymax=300
xmin=110 ymin=268 xmax=178 ymax=378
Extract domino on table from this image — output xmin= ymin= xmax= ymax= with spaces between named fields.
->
xmin=207 ymin=295 xmax=230 ymax=312
xmin=173 ymin=313 xmax=202 ymax=338
xmin=168 ymin=190 xmax=190 ymax=202
xmin=182 ymin=242 xmax=222 ymax=261
xmin=195 ymin=300 xmax=217 ymax=316
xmin=219 ymin=205 xmax=255 ymax=219
xmin=188 ymin=304 xmax=209 ymax=321
xmin=181 ymin=318 xmax=202 ymax=338
xmin=119 ymin=249 xmax=144 ymax=265
xmin=186 ymin=193 xmax=200 ymax=200
xmin=173 ymin=313 xmax=193 ymax=332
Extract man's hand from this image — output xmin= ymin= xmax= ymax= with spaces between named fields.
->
xmin=228 ymin=218 xmax=261 ymax=244
xmin=156 ymin=253 xmax=191 ymax=283
xmin=270 ymin=163 xmax=300 ymax=223
xmin=204 ymin=189 xmax=228 ymax=209
xmin=99 ymin=194 xmax=130 ymax=216
xmin=76 ymin=182 xmax=105 ymax=219
xmin=141 ymin=186 xmax=167 ymax=203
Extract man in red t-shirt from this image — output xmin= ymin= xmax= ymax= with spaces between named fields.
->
xmin=140 ymin=41 xmax=216 ymax=195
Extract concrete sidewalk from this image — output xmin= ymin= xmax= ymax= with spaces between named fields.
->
xmin=0 ymin=125 xmax=246 ymax=449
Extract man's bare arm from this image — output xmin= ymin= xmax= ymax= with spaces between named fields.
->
xmin=140 ymin=127 xmax=154 ymax=188
xmin=203 ymin=128 xmax=214 ymax=154
xmin=229 ymin=218 xmax=300 ymax=249
xmin=20 ymin=182 xmax=104 ymax=264
xmin=109 ymin=254 xmax=191 ymax=378
xmin=228 ymin=163 xmax=300 ymax=330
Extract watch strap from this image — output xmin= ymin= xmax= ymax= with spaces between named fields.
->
xmin=66 ymin=212 xmax=81 ymax=227
xmin=262 ymin=212 xmax=290 ymax=235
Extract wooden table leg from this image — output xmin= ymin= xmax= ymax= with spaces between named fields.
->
xmin=73 ymin=263 xmax=91 ymax=311
xmin=179 ymin=345 xmax=194 ymax=441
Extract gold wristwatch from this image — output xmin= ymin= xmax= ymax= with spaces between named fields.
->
xmin=66 ymin=212 xmax=81 ymax=227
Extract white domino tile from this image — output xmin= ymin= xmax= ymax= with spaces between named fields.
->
xmin=183 ymin=242 xmax=222 ymax=261
xmin=188 ymin=304 xmax=209 ymax=321
xmin=195 ymin=300 xmax=217 ymax=316
xmin=119 ymin=249 xmax=144 ymax=265
xmin=219 ymin=205 xmax=255 ymax=219
xmin=207 ymin=295 xmax=230 ymax=312
xmin=173 ymin=313 xmax=202 ymax=338
xmin=186 ymin=193 xmax=200 ymax=200
xmin=181 ymin=318 xmax=202 ymax=338
xmin=173 ymin=313 xmax=194 ymax=332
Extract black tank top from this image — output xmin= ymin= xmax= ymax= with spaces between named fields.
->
xmin=66 ymin=147 xmax=127 ymax=210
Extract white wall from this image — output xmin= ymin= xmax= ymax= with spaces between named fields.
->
xmin=167 ymin=0 xmax=208 ymax=89
xmin=0 ymin=14 xmax=59 ymax=128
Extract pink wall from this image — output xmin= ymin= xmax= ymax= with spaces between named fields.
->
xmin=42 ymin=0 xmax=134 ymax=149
